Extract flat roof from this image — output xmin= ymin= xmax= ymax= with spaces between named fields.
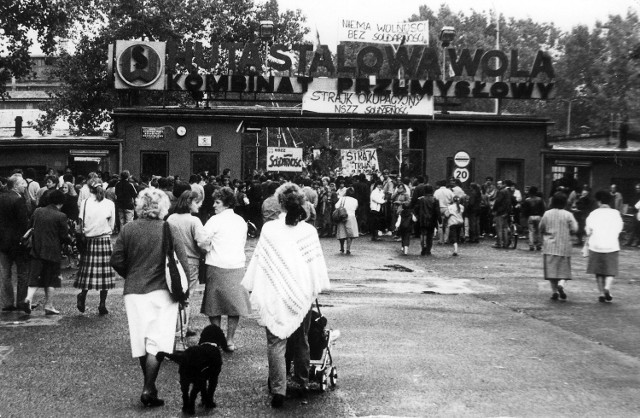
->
xmin=112 ymin=106 xmax=552 ymax=129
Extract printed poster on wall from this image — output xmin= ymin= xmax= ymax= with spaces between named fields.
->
xmin=338 ymin=19 xmax=429 ymax=45
xmin=266 ymin=147 xmax=303 ymax=172
xmin=340 ymin=149 xmax=379 ymax=175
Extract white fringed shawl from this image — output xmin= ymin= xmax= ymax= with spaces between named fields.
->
xmin=242 ymin=215 xmax=330 ymax=339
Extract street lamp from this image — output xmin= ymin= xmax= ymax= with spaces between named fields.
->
xmin=439 ymin=26 xmax=456 ymax=77
xmin=439 ymin=26 xmax=456 ymax=114
xmin=259 ymin=20 xmax=274 ymax=41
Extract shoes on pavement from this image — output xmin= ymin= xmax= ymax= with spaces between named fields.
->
xmin=452 ymin=252 xmax=458 ymax=257
xmin=45 ymin=307 xmax=60 ymax=315
xmin=346 ymin=250 xmax=351 ymax=255
xmin=598 ymin=296 xmax=606 ymax=303
xmin=529 ymin=246 xmax=535 ymax=251
xmin=550 ymin=293 xmax=559 ymax=301
xmin=21 ymin=299 xmax=32 ymax=314
xmin=140 ymin=392 xmax=165 ymax=407
xmin=557 ymin=285 xmax=567 ymax=300
xmin=604 ymin=290 xmax=612 ymax=302
xmin=271 ymin=394 xmax=285 ymax=408
xmin=77 ymin=293 xmax=86 ymax=313
xmin=98 ymin=305 xmax=109 ymax=315
xmin=2 ymin=305 xmax=17 ymax=312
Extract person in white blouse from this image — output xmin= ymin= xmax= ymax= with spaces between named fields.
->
xmin=200 ymin=187 xmax=250 ymax=352
xmin=74 ymin=178 xmax=117 ymax=315
xmin=585 ymin=190 xmax=624 ymax=303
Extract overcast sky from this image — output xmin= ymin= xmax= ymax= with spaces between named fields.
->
xmin=271 ymin=0 xmax=639 ymax=47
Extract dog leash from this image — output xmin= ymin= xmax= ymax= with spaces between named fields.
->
xmin=178 ymin=304 xmax=185 ymax=344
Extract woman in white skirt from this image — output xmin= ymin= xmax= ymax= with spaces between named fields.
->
xmin=200 ymin=187 xmax=250 ymax=352
xmin=74 ymin=178 xmax=116 ymax=314
xmin=540 ymin=192 xmax=578 ymax=300
xmin=111 ymin=188 xmax=190 ymax=408
xmin=335 ymin=187 xmax=359 ymax=255
xmin=585 ymin=190 xmax=624 ymax=302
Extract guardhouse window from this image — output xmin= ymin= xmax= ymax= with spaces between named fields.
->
xmin=141 ymin=151 xmax=168 ymax=177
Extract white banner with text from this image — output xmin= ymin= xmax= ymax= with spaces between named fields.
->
xmin=340 ymin=149 xmax=380 ymax=175
xmin=266 ymin=147 xmax=303 ymax=172
xmin=338 ymin=19 xmax=429 ymax=45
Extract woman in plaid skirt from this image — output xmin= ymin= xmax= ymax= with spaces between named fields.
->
xmin=74 ymin=178 xmax=117 ymax=314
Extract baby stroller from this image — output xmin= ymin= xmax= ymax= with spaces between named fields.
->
xmin=284 ymin=300 xmax=339 ymax=392
xmin=307 ymin=300 xmax=340 ymax=391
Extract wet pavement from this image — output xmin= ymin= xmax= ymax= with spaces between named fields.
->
xmin=1 ymin=234 xmax=640 ymax=417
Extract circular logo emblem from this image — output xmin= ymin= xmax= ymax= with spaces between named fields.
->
xmin=117 ymin=43 xmax=163 ymax=88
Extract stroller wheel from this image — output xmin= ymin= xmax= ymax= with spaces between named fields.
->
xmin=320 ymin=371 xmax=328 ymax=392
xmin=329 ymin=366 xmax=338 ymax=387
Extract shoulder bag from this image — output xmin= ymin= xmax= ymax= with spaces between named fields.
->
xmin=163 ymin=222 xmax=189 ymax=303
xmin=331 ymin=198 xmax=348 ymax=223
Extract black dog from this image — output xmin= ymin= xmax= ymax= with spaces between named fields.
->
xmin=157 ymin=324 xmax=229 ymax=415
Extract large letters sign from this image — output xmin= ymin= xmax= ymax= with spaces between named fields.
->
xmin=341 ymin=149 xmax=379 ymax=174
xmin=115 ymin=41 xmax=165 ymax=90
xmin=266 ymin=147 xmax=303 ymax=172
xmin=338 ymin=20 xmax=429 ymax=45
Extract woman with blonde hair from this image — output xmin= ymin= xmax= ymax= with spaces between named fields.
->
xmin=74 ymin=178 xmax=117 ymax=315
xmin=111 ymin=188 xmax=190 ymax=407
xmin=242 ymin=182 xmax=330 ymax=408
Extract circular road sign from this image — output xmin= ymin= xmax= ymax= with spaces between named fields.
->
xmin=453 ymin=167 xmax=470 ymax=183
xmin=453 ymin=151 xmax=470 ymax=168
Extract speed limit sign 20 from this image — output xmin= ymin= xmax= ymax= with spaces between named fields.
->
xmin=453 ymin=167 xmax=469 ymax=182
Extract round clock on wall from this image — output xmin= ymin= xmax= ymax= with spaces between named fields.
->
xmin=176 ymin=126 xmax=187 ymax=137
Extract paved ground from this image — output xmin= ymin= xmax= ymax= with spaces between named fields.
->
xmin=1 ymin=233 xmax=639 ymax=417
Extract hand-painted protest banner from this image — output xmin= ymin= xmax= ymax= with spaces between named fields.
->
xmin=266 ymin=147 xmax=303 ymax=172
xmin=341 ymin=149 xmax=379 ymax=175
xmin=338 ymin=20 xmax=429 ymax=45
xmin=303 ymin=78 xmax=433 ymax=115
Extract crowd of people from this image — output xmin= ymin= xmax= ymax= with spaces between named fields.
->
xmin=1 ymin=164 xmax=639 ymax=408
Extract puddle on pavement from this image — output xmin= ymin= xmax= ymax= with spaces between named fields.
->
xmin=366 ymin=264 xmax=415 ymax=273
xmin=0 ymin=313 xmax=62 ymax=327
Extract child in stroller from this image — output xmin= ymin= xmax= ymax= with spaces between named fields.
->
xmin=285 ymin=300 xmax=339 ymax=392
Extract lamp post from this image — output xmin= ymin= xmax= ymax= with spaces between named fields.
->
xmin=439 ymin=26 xmax=456 ymax=114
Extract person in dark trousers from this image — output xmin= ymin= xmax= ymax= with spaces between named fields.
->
xmin=414 ymin=185 xmax=440 ymax=256
xmin=521 ymin=186 xmax=547 ymax=251
xmin=115 ymin=170 xmax=138 ymax=229
xmin=0 ymin=175 xmax=30 ymax=311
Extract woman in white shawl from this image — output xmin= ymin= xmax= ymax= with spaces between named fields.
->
xmin=242 ymin=183 xmax=330 ymax=409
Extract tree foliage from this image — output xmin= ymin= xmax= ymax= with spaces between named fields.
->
xmin=33 ymin=0 xmax=308 ymax=135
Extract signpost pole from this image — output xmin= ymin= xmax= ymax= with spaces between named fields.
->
xmin=398 ymin=129 xmax=403 ymax=176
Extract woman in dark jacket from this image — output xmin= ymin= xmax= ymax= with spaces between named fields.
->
xmin=21 ymin=189 xmax=71 ymax=315
xmin=111 ymin=188 xmax=190 ymax=408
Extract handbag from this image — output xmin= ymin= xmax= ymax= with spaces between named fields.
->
xmin=198 ymin=255 xmax=207 ymax=285
xmin=20 ymin=227 xmax=34 ymax=250
xmin=331 ymin=198 xmax=348 ymax=223
xmin=163 ymin=222 xmax=189 ymax=303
